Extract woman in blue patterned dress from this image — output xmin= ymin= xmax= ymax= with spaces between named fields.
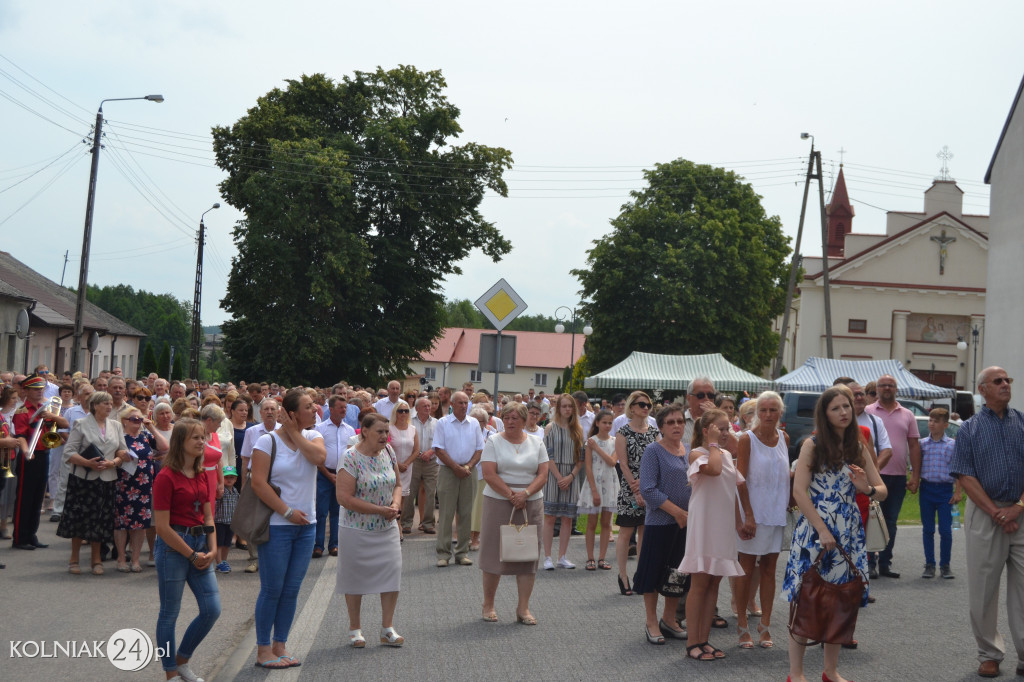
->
xmin=783 ymin=385 xmax=886 ymax=682
xmin=114 ymin=406 xmax=168 ymax=572
xmin=336 ymin=412 xmax=404 ymax=648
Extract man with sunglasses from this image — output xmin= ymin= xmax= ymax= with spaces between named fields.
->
xmin=865 ymin=374 xmax=921 ymax=579
xmin=950 ymin=367 xmax=1024 ymax=678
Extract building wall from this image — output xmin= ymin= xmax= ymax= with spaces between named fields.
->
xmin=986 ymin=96 xmax=1024 ymax=388
xmin=0 ymin=299 xmax=29 ymax=373
xmin=407 ymin=360 xmax=565 ymax=395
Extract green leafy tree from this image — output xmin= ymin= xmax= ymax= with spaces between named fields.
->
xmin=140 ymin=342 xmax=158 ymax=378
xmin=439 ymin=299 xmax=568 ymax=333
xmin=171 ymin=353 xmax=184 ymax=382
xmin=212 ymin=68 xmax=513 ymax=386
xmin=85 ymin=284 xmax=191 ymax=359
xmin=157 ymin=342 xmax=171 ymax=380
xmin=567 ymin=354 xmax=591 ymax=394
xmin=571 ymin=159 xmax=791 ymax=374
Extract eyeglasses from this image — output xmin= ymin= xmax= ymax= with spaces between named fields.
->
xmin=866 ymin=391 xmax=877 ymax=396
xmin=633 ymin=401 xmax=651 ymax=409
xmin=877 ymin=384 xmax=896 ymax=389
xmin=136 ymin=396 xmax=152 ymax=402
xmin=397 ymin=409 xmax=410 ymax=414
xmin=691 ymin=392 xmax=716 ymax=400
xmin=662 ymin=418 xmax=685 ymax=426
xmin=127 ymin=416 xmax=145 ymax=424
xmin=852 ymin=391 xmax=865 ymax=398
xmin=988 ymin=377 xmax=1014 ymax=386
xmin=38 ymin=370 xmax=49 ymax=375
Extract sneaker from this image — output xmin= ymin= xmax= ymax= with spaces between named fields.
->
xmin=941 ymin=565 xmax=955 ymax=579
xmin=244 ymin=561 xmax=258 ymax=573
xmin=557 ymin=556 xmax=576 ymax=569
xmin=215 ymin=561 xmax=231 ymax=573
xmin=922 ymin=564 xmax=935 ymax=579
xmin=543 ymin=557 xmax=555 ymax=571
xmin=176 ymin=663 xmax=204 ymax=682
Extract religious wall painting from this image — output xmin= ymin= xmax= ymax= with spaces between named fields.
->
xmin=906 ymin=313 xmax=971 ymax=343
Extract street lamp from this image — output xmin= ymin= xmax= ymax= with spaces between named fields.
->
xmin=70 ymin=94 xmax=164 ymax=374
xmin=554 ymin=305 xmax=593 ymax=388
xmin=970 ymin=324 xmax=982 ymax=392
xmin=190 ymin=203 xmax=220 ymax=381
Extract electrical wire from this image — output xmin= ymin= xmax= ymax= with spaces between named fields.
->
xmin=0 ymin=141 xmax=84 ymax=194
xmin=0 ymin=151 xmax=86 ymax=227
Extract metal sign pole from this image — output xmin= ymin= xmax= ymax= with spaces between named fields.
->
xmin=493 ymin=330 xmax=502 ymax=400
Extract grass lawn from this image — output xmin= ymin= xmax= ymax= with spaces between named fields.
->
xmin=897 ymin=491 xmax=965 ymax=525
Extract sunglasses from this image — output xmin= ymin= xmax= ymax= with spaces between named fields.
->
xmin=397 ymin=409 xmax=410 ymax=414
xmin=127 ymin=416 xmax=145 ymax=423
xmin=989 ymin=377 xmax=1014 ymax=386
xmin=662 ymin=418 xmax=685 ymax=426
xmin=867 ymin=391 xmax=877 ymax=396
xmin=691 ymin=392 xmax=716 ymax=400
xmin=633 ymin=401 xmax=651 ymax=409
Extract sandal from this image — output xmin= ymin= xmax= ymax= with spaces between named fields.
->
xmin=711 ymin=615 xmax=728 ymax=629
xmin=380 ymin=627 xmax=405 ymax=646
xmin=91 ymin=563 xmax=104 ymax=575
xmin=348 ymin=629 xmax=366 ymax=648
xmin=516 ymin=612 xmax=537 ymax=626
xmin=585 ymin=559 xmax=597 ymax=571
xmin=481 ymin=611 xmax=498 ymax=622
xmin=758 ymin=623 xmax=774 ymax=648
xmin=687 ymin=643 xmax=716 ymax=661
xmin=702 ymin=642 xmax=726 ymax=659
xmin=254 ymin=656 xmax=290 ymax=668
xmin=598 ymin=559 xmax=612 ymax=570
xmin=130 ymin=563 xmax=142 ymax=573
xmin=68 ymin=563 xmax=81 ymax=575
xmin=617 ymin=575 xmax=634 ymax=596
xmin=116 ymin=563 xmax=130 ymax=573
xmin=737 ymin=625 xmax=754 ymax=649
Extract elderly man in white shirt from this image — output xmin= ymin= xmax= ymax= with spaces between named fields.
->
xmin=313 ymin=395 xmax=356 ymax=558
xmin=238 ymin=399 xmax=280 ymax=572
xmin=373 ymin=380 xmax=402 ymax=420
xmin=405 ymin=397 xmax=439 ymax=534
xmin=433 ymin=391 xmax=484 ymax=567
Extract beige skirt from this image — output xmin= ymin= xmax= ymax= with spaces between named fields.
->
xmin=478 ymin=495 xmax=544 ymax=575
xmin=336 ymin=524 xmax=401 ymax=595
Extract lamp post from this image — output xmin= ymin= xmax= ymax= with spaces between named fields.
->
xmin=554 ymin=305 xmax=593 ymax=391
xmin=190 ymin=203 xmax=220 ymax=381
xmin=71 ymin=94 xmax=164 ymax=373
xmin=958 ymin=324 xmax=983 ymax=391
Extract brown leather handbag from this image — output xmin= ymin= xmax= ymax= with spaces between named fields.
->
xmin=788 ymin=545 xmax=866 ymax=645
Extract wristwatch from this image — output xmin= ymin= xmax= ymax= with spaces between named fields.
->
xmin=1015 ymin=499 xmax=1024 ymax=508
xmin=867 ymin=485 xmax=877 ymax=498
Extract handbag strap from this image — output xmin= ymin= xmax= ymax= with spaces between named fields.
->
xmin=508 ymin=505 xmax=529 ymax=526
xmin=267 ymin=432 xmax=277 ymax=485
xmin=811 ymin=543 xmax=867 ymax=583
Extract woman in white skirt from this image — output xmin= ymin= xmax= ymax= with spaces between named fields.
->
xmin=336 ymin=412 xmax=404 ymax=648
xmin=733 ymin=391 xmax=790 ymax=649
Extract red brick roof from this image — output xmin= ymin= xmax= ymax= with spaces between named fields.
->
xmin=421 ymin=328 xmax=586 ymax=369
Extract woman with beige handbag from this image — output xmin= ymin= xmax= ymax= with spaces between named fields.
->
xmin=479 ymin=402 xmax=549 ymax=625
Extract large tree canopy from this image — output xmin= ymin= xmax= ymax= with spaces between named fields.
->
xmin=572 ymin=159 xmax=791 ymax=374
xmin=212 ymin=67 xmax=512 ymax=385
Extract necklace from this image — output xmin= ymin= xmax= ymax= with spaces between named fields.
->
xmin=187 ymin=468 xmax=204 ymax=514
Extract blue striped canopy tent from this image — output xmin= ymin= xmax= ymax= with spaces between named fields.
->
xmin=583 ymin=352 xmax=775 ymax=392
xmin=774 ymin=357 xmax=955 ymax=399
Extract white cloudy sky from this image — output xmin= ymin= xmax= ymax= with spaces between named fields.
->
xmin=1 ymin=1 xmax=1020 ymax=327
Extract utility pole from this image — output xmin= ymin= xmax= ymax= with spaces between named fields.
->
xmin=773 ymin=144 xmax=816 ymax=378
xmin=70 ymin=109 xmax=105 ymax=374
xmin=190 ymin=203 xmax=219 ymax=381
xmin=59 ymin=250 xmax=69 ymax=287
xmin=816 ymin=151 xmax=834 ymax=358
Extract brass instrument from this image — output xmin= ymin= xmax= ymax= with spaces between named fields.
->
xmin=0 ymin=419 xmax=14 ymax=478
xmin=26 ymin=396 xmax=63 ymax=459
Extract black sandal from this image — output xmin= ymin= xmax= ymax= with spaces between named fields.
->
xmin=702 ymin=642 xmax=726 ymax=659
xmin=618 ymin=575 xmax=634 ymax=595
xmin=687 ymin=643 xmax=715 ymax=661
xmin=711 ymin=615 xmax=728 ymax=629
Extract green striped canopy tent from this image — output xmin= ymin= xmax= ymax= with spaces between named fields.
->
xmin=583 ymin=352 xmax=775 ymax=393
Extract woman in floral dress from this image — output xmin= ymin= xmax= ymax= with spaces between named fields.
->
xmin=783 ymin=385 xmax=886 ymax=682
xmin=614 ymin=391 xmax=659 ymax=595
xmin=114 ymin=406 xmax=168 ymax=572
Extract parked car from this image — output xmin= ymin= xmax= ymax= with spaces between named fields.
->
xmin=916 ymin=416 xmax=960 ymax=440
xmin=897 ymin=399 xmax=929 ymax=416
xmin=779 ymin=391 xmax=821 ymax=461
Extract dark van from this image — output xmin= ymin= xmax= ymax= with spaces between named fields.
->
xmin=778 ymin=391 xmax=821 ymax=461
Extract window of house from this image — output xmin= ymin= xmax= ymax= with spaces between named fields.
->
xmin=423 ymin=367 xmax=437 ymax=381
xmin=469 ymin=369 xmax=482 ymax=382
xmin=534 ymin=372 xmax=548 ymax=387
xmin=848 ymin=319 xmax=867 ymax=334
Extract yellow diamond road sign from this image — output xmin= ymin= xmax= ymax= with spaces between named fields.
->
xmin=475 ymin=279 xmax=527 ymax=331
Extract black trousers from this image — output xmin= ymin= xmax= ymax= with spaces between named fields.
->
xmin=12 ymin=449 xmax=49 ymax=546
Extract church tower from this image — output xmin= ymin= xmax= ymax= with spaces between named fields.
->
xmin=826 ymin=166 xmax=854 ymax=257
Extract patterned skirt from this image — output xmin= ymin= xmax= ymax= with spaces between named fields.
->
xmin=56 ymin=476 xmax=115 ymax=544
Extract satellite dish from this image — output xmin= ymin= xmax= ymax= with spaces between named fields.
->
xmin=15 ymin=309 xmax=30 ymax=339
xmin=87 ymin=331 xmax=100 ymax=353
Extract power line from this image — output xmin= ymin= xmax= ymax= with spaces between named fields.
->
xmin=0 ymin=151 xmax=86 ymax=227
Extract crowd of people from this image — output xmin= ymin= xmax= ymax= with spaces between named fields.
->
xmin=0 ymin=364 xmax=1019 ymax=682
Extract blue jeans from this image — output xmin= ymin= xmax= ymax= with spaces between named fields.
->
xmin=877 ymin=473 xmax=907 ymax=570
xmin=155 ymin=533 xmax=222 ymax=672
xmin=919 ymin=480 xmax=954 ymax=567
xmin=255 ymin=523 xmax=315 ymax=645
xmin=315 ymin=471 xmax=340 ymax=551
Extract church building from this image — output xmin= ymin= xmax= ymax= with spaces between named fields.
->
xmin=777 ymin=166 xmax=987 ymax=390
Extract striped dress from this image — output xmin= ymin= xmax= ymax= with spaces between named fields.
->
xmin=543 ymin=423 xmax=583 ymax=517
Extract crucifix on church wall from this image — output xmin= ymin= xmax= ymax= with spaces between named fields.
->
xmin=930 ymin=229 xmax=956 ymax=275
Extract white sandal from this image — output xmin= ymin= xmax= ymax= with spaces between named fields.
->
xmin=380 ymin=626 xmax=404 ymax=647
xmin=348 ymin=629 xmax=365 ymax=648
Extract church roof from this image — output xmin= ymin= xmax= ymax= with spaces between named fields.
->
xmin=827 ymin=166 xmax=854 ymax=217
xmin=985 ymin=72 xmax=1024 ymax=184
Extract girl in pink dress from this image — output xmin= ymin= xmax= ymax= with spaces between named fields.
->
xmin=680 ymin=409 xmax=755 ymax=662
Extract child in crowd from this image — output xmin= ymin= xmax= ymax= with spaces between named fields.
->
xmin=579 ymin=410 xmax=619 ymax=571
xmin=215 ymin=466 xmax=239 ymax=573
xmin=916 ymin=408 xmax=961 ymax=579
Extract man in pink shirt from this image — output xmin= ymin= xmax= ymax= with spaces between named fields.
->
xmin=865 ymin=374 xmax=921 ymax=579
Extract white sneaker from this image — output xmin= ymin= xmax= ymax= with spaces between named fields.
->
xmin=543 ymin=556 xmax=554 ymax=570
xmin=176 ymin=663 xmax=204 ymax=682
xmin=557 ymin=556 xmax=576 ymax=569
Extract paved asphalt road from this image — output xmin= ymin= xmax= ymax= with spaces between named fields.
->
xmin=0 ymin=519 xmax=1016 ymax=682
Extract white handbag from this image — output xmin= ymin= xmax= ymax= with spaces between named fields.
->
xmin=864 ymin=500 xmax=890 ymax=552
xmin=499 ymin=506 xmax=539 ymax=562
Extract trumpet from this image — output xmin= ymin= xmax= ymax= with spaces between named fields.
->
xmin=26 ymin=396 xmax=63 ymax=459
xmin=0 ymin=420 xmax=14 ymax=478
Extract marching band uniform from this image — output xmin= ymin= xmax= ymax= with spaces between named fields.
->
xmin=11 ymin=375 xmax=62 ymax=549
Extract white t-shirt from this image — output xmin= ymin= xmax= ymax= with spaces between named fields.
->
xmin=481 ymin=434 xmax=549 ymax=501
xmin=373 ymin=397 xmax=400 ymax=420
xmin=254 ymin=430 xmax=323 ymax=525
